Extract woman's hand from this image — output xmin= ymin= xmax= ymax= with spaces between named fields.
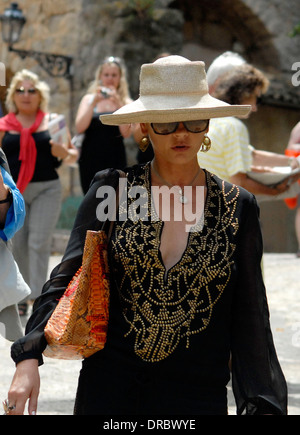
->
xmin=50 ymin=139 xmax=70 ymax=161
xmin=272 ymin=175 xmax=300 ymax=195
xmin=50 ymin=139 xmax=78 ymax=165
xmin=104 ymin=87 xmax=122 ymax=109
xmin=290 ymin=156 xmax=300 ymax=170
xmin=6 ymin=359 xmax=40 ymax=415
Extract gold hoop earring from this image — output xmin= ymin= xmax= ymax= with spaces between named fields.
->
xmin=139 ymin=136 xmax=150 ymax=152
xmin=200 ymin=134 xmax=211 ymax=152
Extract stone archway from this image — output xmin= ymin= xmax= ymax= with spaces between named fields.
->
xmin=169 ymin=0 xmax=280 ymax=70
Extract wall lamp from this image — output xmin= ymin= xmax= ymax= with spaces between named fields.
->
xmin=0 ymin=2 xmax=73 ymax=79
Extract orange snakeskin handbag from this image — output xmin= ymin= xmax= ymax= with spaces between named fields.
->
xmin=43 ymin=230 xmax=110 ymax=360
xmin=43 ymin=172 xmax=125 ymax=360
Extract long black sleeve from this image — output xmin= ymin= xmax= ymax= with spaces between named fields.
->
xmin=11 ymin=168 xmax=121 ymax=365
xmin=231 ymin=195 xmax=288 ymax=415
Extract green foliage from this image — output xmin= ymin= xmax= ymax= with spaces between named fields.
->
xmin=127 ymin=0 xmax=155 ymax=20
xmin=289 ymin=22 xmax=300 ymax=37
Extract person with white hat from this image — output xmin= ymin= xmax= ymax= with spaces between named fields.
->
xmin=6 ymin=56 xmax=287 ymax=416
xmin=199 ymin=56 xmax=300 ymax=201
xmin=206 ymin=51 xmax=246 ymax=94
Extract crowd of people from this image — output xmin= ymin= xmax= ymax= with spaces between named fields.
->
xmin=0 ymin=50 xmax=299 ymax=416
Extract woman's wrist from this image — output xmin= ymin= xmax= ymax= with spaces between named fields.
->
xmin=0 ymin=184 xmax=10 ymax=202
xmin=288 ymin=156 xmax=300 ymax=169
xmin=62 ymin=150 xmax=72 ymax=162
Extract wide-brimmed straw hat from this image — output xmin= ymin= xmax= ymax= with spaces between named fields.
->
xmin=100 ymin=55 xmax=251 ymax=125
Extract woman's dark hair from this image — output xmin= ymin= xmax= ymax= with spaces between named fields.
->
xmin=213 ymin=64 xmax=269 ymax=105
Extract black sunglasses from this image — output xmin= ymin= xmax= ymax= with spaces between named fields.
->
xmin=151 ymin=120 xmax=209 ymax=135
xmin=15 ymin=87 xmax=38 ymax=95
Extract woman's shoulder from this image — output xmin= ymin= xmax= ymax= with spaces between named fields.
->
xmin=91 ymin=167 xmax=123 ymax=186
xmin=80 ymin=93 xmax=95 ymax=104
xmin=210 ymin=116 xmax=247 ymax=134
xmin=209 ymin=171 xmax=257 ymax=210
xmin=124 ymin=162 xmax=148 ymax=174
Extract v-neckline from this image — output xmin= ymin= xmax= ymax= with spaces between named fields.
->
xmin=144 ymin=163 xmax=212 ymax=279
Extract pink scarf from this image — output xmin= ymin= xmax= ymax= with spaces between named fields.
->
xmin=0 ymin=110 xmax=45 ymax=193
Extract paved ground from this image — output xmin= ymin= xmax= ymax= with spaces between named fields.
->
xmin=0 ymin=253 xmax=299 ymax=415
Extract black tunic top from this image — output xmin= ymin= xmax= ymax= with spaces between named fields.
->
xmin=11 ymin=164 xmax=287 ymax=415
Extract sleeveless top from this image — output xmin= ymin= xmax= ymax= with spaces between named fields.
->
xmin=2 ymin=131 xmax=60 ymax=183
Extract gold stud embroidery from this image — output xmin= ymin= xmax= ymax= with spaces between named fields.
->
xmin=110 ymin=165 xmax=240 ymax=362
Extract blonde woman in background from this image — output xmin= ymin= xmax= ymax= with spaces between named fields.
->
xmin=75 ymin=56 xmax=132 ymax=194
xmin=0 ymin=69 xmax=78 ymax=315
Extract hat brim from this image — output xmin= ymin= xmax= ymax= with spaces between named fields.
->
xmin=100 ymin=94 xmax=251 ymax=125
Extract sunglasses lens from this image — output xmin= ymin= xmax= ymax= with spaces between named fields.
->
xmin=16 ymin=87 xmax=37 ymax=94
xmin=151 ymin=120 xmax=209 ymax=135
xmin=151 ymin=122 xmax=177 ymax=135
xmin=184 ymin=120 xmax=209 ymax=133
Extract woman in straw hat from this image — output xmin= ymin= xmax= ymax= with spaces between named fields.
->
xmin=6 ymin=56 xmax=287 ymax=415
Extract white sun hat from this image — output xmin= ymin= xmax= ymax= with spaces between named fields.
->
xmin=206 ymin=51 xmax=246 ymax=87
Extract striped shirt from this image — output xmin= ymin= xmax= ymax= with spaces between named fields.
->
xmin=198 ymin=117 xmax=253 ymax=182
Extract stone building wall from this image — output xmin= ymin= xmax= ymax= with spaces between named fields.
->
xmin=0 ymin=0 xmax=300 ymax=251
xmin=1 ymin=0 xmax=299 ymax=121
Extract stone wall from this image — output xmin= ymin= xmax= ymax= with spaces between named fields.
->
xmin=1 ymin=0 xmax=299 ymax=119
xmin=0 ymin=0 xmax=82 ymax=136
